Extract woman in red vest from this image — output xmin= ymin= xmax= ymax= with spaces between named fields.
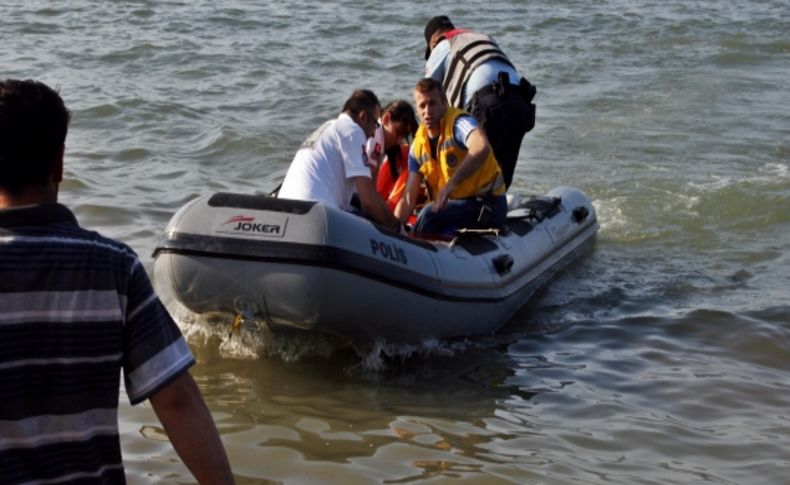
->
xmin=365 ymin=100 xmax=424 ymax=220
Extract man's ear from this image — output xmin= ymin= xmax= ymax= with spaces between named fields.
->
xmin=430 ymin=31 xmax=444 ymax=50
xmin=52 ymin=144 xmax=64 ymax=184
xmin=382 ymin=111 xmax=391 ymax=125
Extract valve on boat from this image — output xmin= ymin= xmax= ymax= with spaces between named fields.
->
xmin=572 ymin=206 xmax=589 ymax=223
xmin=228 ymin=296 xmax=261 ymax=339
xmin=493 ymin=253 xmax=514 ymax=275
xmin=229 ymin=314 xmax=244 ymax=339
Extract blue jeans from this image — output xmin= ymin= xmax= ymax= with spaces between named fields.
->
xmin=415 ymin=195 xmax=508 ymax=237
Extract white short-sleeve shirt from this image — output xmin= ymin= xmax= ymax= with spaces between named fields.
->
xmin=279 ymin=113 xmax=371 ymax=211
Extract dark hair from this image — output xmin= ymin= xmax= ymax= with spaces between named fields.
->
xmin=382 ymin=100 xmax=418 ymax=180
xmin=341 ymin=89 xmax=380 ymax=118
xmin=384 ymin=143 xmax=406 ymax=181
xmin=383 ymin=99 xmax=418 ymax=137
xmin=0 ymin=79 xmax=70 ymax=194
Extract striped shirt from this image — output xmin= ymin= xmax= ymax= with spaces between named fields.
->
xmin=0 ymin=203 xmax=195 ymax=484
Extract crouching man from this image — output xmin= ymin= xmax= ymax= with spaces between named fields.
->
xmin=396 ymin=78 xmax=507 ymax=238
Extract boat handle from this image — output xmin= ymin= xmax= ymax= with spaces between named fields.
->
xmin=493 ymin=254 xmax=514 ymax=276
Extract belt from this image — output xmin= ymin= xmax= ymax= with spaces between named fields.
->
xmin=473 ymin=81 xmax=520 ymax=99
xmin=473 ymin=77 xmax=536 ymax=102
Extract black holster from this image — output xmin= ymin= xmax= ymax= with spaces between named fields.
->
xmin=520 ymin=77 xmax=537 ymax=102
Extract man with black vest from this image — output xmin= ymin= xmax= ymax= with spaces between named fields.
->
xmin=423 ymin=15 xmax=536 ymax=189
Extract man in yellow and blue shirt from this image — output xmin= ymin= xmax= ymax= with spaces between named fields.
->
xmin=396 ymin=78 xmax=507 ymax=237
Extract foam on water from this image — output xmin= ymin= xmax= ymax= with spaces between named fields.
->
xmin=175 ymin=306 xmax=487 ymax=375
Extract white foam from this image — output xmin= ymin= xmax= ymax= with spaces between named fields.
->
xmin=687 ymin=162 xmax=788 ymax=193
xmin=171 ymin=304 xmax=482 ymax=372
xmin=592 ymin=198 xmax=627 ymax=233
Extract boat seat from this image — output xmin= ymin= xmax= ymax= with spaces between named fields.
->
xmin=450 ymin=232 xmax=500 ymax=256
xmin=507 ymin=196 xmax=562 ymax=223
xmin=507 ymin=219 xmax=534 ymax=236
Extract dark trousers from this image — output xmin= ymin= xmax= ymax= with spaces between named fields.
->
xmin=468 ymin=79 xmax=536 ymax=189
xmin=415 ymin=195 xmax=508 ymax=238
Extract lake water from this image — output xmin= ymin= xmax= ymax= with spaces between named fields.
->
xmin=3 ymin=1 xmax=789 ymax=483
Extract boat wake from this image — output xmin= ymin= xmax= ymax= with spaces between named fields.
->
xmin=169 ymin=301 xmax=508 ymax=374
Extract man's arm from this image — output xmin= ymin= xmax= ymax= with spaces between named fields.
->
xmin=425 ymin=39 xmax=450 ymax=80
xmin=150 ymin=372 xmax=235 ymax=485
xmin=353 ymin=176 xmax=400 ymax=228
xmin=433 ymin=127 xmax=491 ymax=211
xmin=395 ymin=172 xmax=423 ymax=224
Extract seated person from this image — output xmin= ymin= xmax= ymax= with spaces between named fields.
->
xmin=365 ymin=99 xmax=417 ymax=185
xmin=278 ymin=89 xmax=400 ymax=229
xmin=395 ymin=78 xmax=507 ymax=238
xmin=377 ymin=144 xmax=429 ymax=227
xmin=363 ymin=100 xmax=424 ymax=217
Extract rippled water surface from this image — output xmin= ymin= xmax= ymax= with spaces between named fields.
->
xmin=3 ymin=0 xmax=789 ymax=483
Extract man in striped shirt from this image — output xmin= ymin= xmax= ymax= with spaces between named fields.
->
xmin=0 ymin=79 xmax=234 ymax=484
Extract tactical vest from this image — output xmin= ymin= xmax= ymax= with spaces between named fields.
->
xmin=442 ymin=30 xmax=515 ymax=108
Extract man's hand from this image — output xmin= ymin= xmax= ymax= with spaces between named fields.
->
xmin=433 ymin=127 xmax=491 ymax=211
xmin=433 ymin=179 xmax=456 ymax=212
xmin=353 ymin=176 xmax=399 ymax=227
xmin=150 ymin=372 xmax=235 ymax=484
xmin=395 ymin=172 xmax=423 ymax=223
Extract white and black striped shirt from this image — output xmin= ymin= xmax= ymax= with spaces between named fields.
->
xmin=0 ymin=203 xmax=194 ymax=484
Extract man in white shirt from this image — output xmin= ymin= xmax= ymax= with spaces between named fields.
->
xmin=279 ymin=89 xmax=400 ymax=229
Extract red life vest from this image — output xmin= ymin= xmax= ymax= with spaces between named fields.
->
xmin=441 ymin=28 xmax=470 ymax=41
xmin=376 ymin=145 xmax=410 ymax=211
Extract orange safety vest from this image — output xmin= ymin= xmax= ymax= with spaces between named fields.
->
xmin=376 ymin=145 xmax=410 ymax=210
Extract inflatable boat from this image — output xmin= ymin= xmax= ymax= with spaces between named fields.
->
xmin=152 ymin=186 xmax=598 ymax=343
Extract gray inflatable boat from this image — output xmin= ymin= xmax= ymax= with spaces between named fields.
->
xmin=152 ymin=186 xmax=598 ymax=343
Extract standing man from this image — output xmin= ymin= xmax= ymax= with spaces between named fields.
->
xmin=278 ymin=89 xmax=401 ymax=230
xmin=423 ymin=15 xmax=536 ymax=189
xmin=396 ymin=78 xmax=507 ymax=238
xmin=0 ymin=79 xmax=234 ymax=484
